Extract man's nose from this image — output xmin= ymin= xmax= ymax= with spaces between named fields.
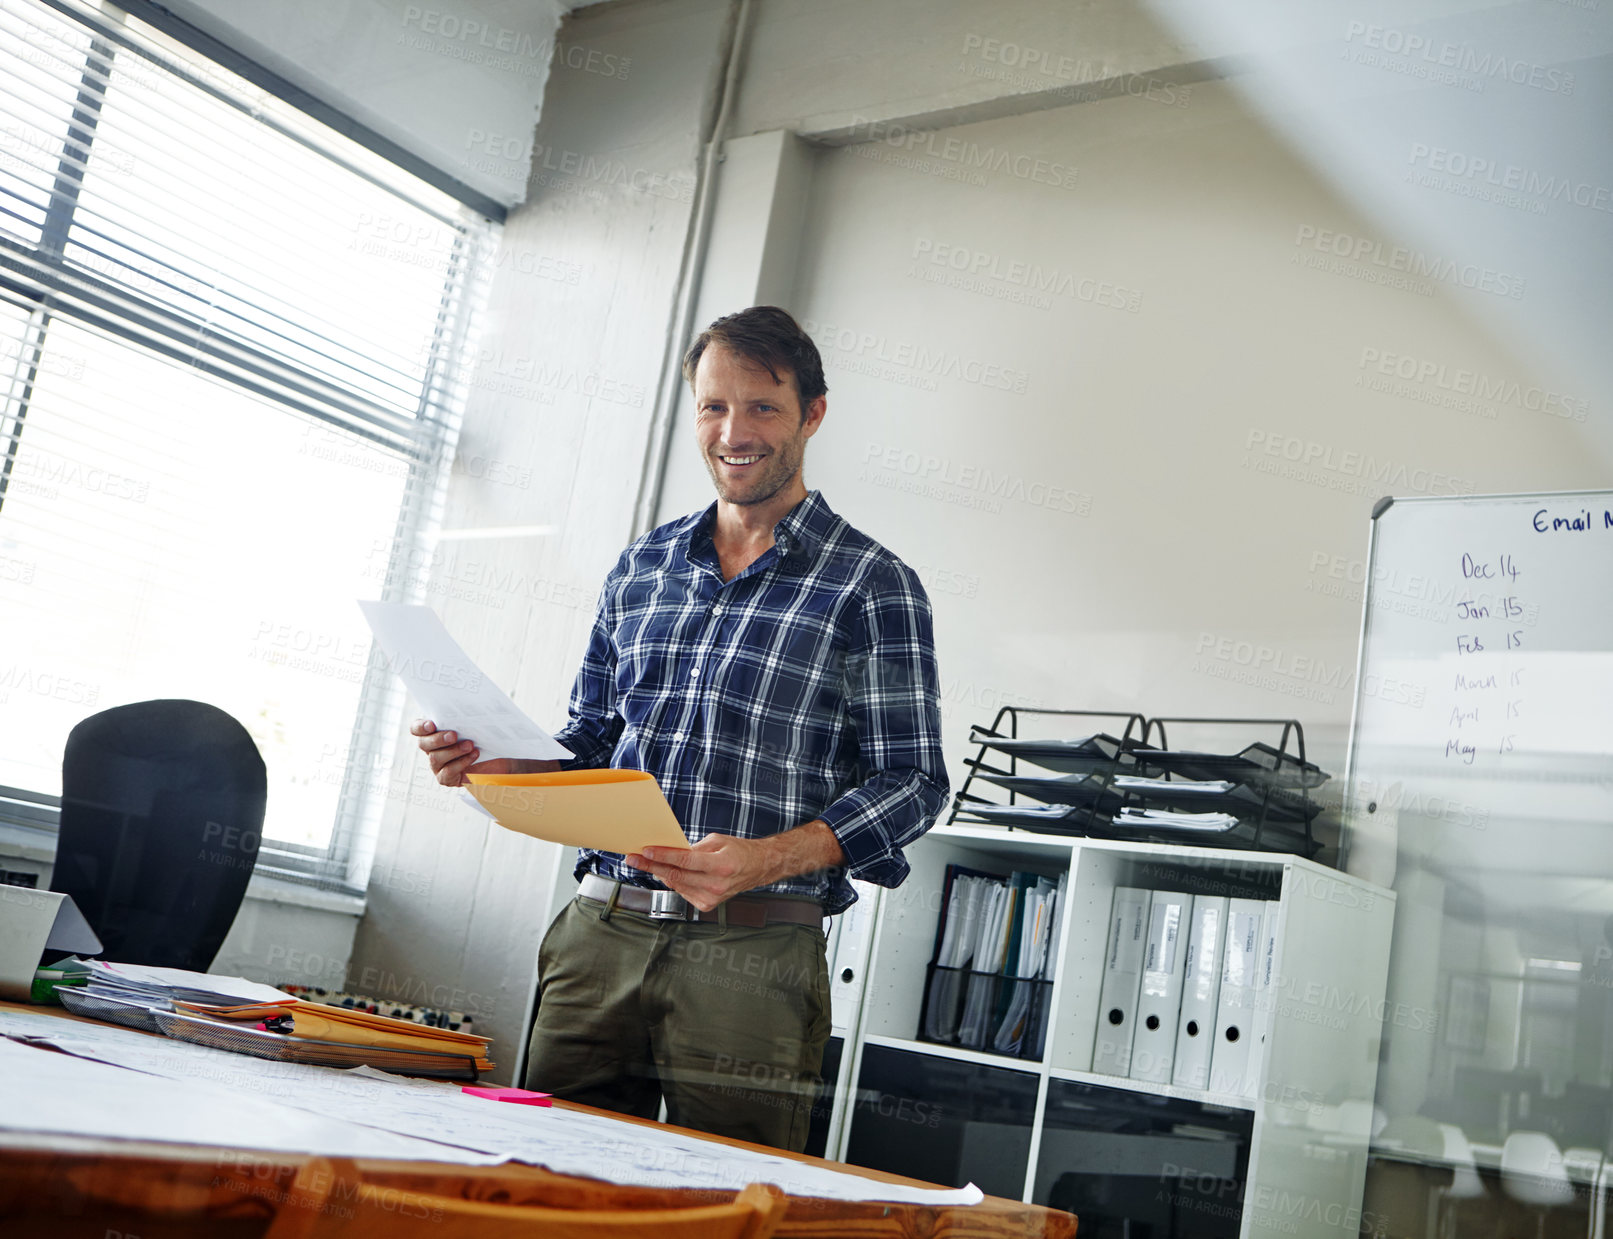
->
xmin=716 ymin=411 xmax=758 ymax=444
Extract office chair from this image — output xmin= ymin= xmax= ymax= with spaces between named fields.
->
xmin=50 ymin=699 xmax=267 ymax=971
xmin=263 ymin=1158 xmax=789 ymax=1239
xmin=1499 ymin=1130 xmax=1576 ymax=1239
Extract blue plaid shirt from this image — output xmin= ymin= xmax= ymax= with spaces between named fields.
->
xmin=554 ymin=490 xmax=948 ymax=915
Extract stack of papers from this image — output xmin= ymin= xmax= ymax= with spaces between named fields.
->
xmin=992 ymin=875 xmax=1063 ymax=1055
xmin=1116 ymin=807 xmax=1241 ymax=832
xmin=55 ymin=961 xmax=494 ymax=1077
xmin=75 ymin=960 xmax=293 ymax=1007
xmin=58 ymin=960 xmax=294 ymax=1029
xmin=1112 ymin=776 xmax=1235 ymax=794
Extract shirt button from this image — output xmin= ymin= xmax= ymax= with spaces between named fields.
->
xmin=673 ymin=731 xmax=686 ymax=742
xmin=711 ymin=604 xmax=723 ymax=616
xmin=689 ymin=667 xmax=701 ymax=678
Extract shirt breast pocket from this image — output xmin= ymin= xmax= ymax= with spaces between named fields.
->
xmin=711 ymin=623 xmax=847 ymax=769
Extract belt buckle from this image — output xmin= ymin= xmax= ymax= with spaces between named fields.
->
xmin=647 ymin=889 xmax=692 ymax=920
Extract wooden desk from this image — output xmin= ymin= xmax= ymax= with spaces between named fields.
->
xmin=0 ymin=1002 xmax=1076 ymax=1238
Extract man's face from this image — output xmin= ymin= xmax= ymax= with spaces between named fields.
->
xmin=693 ymin=344 xmax=825 ymax=508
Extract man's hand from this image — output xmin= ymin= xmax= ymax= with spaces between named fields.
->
xmin=625 ymin=821 xmax=844 ymax=912
xmin=411 ymin=718 xmax=560 ymax=787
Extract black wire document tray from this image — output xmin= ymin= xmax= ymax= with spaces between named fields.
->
xmin=968 ymin=733 xmax=1134 ymax=776
xmin=1136 ymin=742 xmax=1330 ymax=791
xmin=973 ymin=772 xmax=1125 ymax=814
xmin=948 ymin=709 xmax=1332 ymax=860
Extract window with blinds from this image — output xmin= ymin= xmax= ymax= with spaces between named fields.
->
xmin=0 ymin=0 xmax=496 ymax=885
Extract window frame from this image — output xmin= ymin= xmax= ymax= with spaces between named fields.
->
xmin=0 ymin=0 xmax=503 ymax=893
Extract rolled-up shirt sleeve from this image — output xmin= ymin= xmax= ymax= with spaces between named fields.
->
xmin=817 ymin=562 xmax=950 ymax=888
xmin=552 ymin=561 xmax=624 ymax=771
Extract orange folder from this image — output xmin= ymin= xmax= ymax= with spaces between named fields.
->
xmin=464 ymin=769 xmax=691 ymax=852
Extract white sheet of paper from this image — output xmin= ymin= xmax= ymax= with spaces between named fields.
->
xmin=0 ymin=1037 xmax=504 ymax=1165
xmin=358 ymin=601 xmax=571 ymax=763
xmin=0 ymin=1010 xmax=982 ymax=1206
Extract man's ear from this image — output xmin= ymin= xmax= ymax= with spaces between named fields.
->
xmin=801 ymin=395 xmax=827 ymax=438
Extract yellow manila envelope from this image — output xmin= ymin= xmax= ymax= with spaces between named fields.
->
xmin=464 ymin=769 xmax=691 ymax=852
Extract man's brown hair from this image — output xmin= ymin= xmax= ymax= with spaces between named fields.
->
xmin=682 ymin=306 xmax=828 ymax=414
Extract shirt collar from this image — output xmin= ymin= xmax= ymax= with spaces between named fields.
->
xmin=684 ymin=490 xmax=836 ymax=565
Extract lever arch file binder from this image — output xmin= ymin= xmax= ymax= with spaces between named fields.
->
xmin=1091 ymin=885 xmax=1149 ymax=1075
xmin=1209 ymin=898 xmax=1266 ymax=1096
xmin=1171 ymin=895 xmax=1227 ymax=1089
xmin=1130 ymin=890 xmax=1192 ymax=1084
xmin=1244 ymin=900 xmax=1282 ymax=1099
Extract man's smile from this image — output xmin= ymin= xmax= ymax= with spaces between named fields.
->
xmin=719 ymin=453 xmax=764 ymax=467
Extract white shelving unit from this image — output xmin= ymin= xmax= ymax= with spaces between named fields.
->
xmin=838 ymin=823 xmax=1397 ymax=1238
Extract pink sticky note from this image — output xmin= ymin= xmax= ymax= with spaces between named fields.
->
xmin=461 ymin=1086 xmax=552 ymax=1106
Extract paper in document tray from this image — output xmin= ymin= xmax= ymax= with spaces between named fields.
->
xmin=465 ymin=769 xmax=691 ymax=853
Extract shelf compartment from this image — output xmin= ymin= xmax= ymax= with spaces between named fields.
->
xmin=1033 ymin=1076 xmax=1254 ymax=1237
xmin=845 ymin=1041 xmax=1042 ymax=1202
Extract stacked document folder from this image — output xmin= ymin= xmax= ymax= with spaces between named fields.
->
xmin=57 ymin=961 xmax=295 ymax=1032
xmin=175 ymin=998 xmax=495 ymax=1073
xmin=921 ymin=865 xmax=1064 ymax=1058
xmin=53 ymin=960 xmax=493 ymax=1078
xmin=154 ymin=1011 xmax=485 ymax=1081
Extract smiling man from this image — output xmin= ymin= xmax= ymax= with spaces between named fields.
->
xmin=413 ymin=305 xmax=948 ymax=1151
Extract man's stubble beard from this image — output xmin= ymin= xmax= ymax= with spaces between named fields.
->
xmin=703 ymin=433 xmax=806 ymax=507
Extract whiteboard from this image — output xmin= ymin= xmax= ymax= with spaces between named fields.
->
xmin=1342 ymin=490 xmax=1613 ymax=885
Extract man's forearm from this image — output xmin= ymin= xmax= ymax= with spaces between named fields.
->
xmin=750 ymin=819 xmax=845 ymax=887
xmin=627 ymin=819 xmax=846 ymax=910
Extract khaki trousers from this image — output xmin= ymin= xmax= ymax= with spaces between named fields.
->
xmin=523 ymin=895 xmax=831 ymax=1152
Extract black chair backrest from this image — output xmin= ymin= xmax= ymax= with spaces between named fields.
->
xmin=51 ymin=699 xmax=267 ymax=971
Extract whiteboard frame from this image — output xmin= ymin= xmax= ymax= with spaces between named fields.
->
xmin=1338 ymin=487 xmax=1613 ymax=872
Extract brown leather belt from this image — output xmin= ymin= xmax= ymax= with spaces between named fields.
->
xmin=578 ymin=873 xmax=822 ymax=928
